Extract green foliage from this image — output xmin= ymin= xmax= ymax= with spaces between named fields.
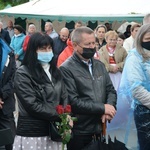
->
xmin=0 ymin=0 xmax=29 ymax=10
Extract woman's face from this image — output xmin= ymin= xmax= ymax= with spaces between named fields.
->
xmin=142 ymin=32 xmax=150 ymax=42
xmin=14 ymin=28 xmax=20 ymax=35
xmin=106 ymin=35 xmax=117 ymax=47
xmin=117 ymin=37 xmax=124 ymax=46
xmin=96 ymin=27 xmax=106 ymax=40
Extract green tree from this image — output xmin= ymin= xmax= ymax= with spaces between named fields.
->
xmin=0 ymin=0 xmax=29 ymax=10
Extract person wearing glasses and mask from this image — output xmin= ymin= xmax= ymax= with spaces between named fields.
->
xmin=59 ymin=27 xmax=117 ymax=150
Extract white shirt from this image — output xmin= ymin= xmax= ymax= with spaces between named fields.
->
xmin=123 ymin=36 xmax=134 ymax=53
xmin=41 ymin=63 xmax=52 ymax=81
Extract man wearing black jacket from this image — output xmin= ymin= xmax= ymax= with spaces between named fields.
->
xmin=60 ymin=27 xmax=117 ymax=150
xmin=0 ymin=37 xmax=16 ymax=150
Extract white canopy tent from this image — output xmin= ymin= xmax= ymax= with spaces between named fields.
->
xmin=0 ymin=0 xmax=149 ymax=31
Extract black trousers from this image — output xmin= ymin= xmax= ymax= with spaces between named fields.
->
xmin=134 ymin=105 xmax=150 ymax=150
xmin=67 ymin=132 xmax=99 ymax=150
xmin=0 ymin=111 xmax=16 ymax=150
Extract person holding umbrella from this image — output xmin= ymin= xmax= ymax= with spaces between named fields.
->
xmin=59 ymin=26 xmax=117 ymax=150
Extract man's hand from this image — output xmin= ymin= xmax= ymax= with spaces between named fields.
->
xmin=101 ymin=114 xmax=113 ymax=123
xmin=104 ymin=104 xmax=116 ymax=118
xmin=0 ymin=98 xmax=4 ymax=109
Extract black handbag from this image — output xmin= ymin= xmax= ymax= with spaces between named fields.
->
xmin=49 ymin=122 xmax=62 ymax=142
xmin=0 ymin=128 xmax=14 ymax=146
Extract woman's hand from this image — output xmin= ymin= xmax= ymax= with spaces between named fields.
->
xmin=0 ymin=98 xmax=4 ymax=109
xmin=15 ymin=54 xmax=19 ymax=60
xmin=67 ymin=115 xmax=73 ymax=128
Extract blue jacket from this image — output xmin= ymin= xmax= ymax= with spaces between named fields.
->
xmin=10 ymin=33 xmax=25 ymax=61
xmin=0 ymin=42 xmax=16 ymax=115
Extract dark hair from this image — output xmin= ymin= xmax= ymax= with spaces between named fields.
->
xmin=14 ymin=25 xmax=26 ymax=35
xmin=125 ymin=25 xmax=131 ymax=32
xmin=118 ymin=32 xmax=126 ymax=40
xmin=22 ymin=32 xmax=61 ymax=82
xmin=95 ymin=37 xmax=99 ymax=43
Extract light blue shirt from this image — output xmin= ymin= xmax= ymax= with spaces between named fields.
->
xmin=82 ymin=59 xmax=93 ymax=77
xmin=49 ymin=30 xmax=58 ymax=39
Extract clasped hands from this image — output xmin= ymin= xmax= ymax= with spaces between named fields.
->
xmin=113 ymin=65 xmax=119 ymax=73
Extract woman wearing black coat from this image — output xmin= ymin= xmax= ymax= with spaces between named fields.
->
xmin=13 ymin=32 xmax=70 ymax=150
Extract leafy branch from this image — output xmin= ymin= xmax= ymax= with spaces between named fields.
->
xmin=0 ymin=0 xmax=29 ymax=10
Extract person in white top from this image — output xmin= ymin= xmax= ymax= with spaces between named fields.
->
xmin=44 ymin=22 xmax=58 ymax=39
xmin=123 ymin=23 xmax=141 ymax=53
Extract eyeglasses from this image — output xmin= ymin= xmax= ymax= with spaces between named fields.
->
xmin=108 ymin=39 xmax=117 ymax=42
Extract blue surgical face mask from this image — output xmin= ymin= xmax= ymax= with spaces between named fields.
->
xmin=37 ymin=51 xmax=54 ymax=63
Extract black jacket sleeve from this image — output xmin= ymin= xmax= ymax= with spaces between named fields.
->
xmin=1 ymin=52 xmax=16 ymax=100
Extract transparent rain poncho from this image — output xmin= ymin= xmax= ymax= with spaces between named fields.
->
xmin=107 ymin=49 xmax=150 ymax=150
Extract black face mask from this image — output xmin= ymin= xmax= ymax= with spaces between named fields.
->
xmin=81 ymin=47 xmax=96 ymax=59
xmin=141 ymin=41 xmax=150 ymax=50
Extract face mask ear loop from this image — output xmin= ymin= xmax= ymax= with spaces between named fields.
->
xmin=76 ymin=44 xmax=83 ymax=55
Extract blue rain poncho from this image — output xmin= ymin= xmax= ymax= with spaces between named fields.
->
xmin=107 ymin=48 xmax=150 ymax=150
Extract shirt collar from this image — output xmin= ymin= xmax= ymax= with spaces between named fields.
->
xmin=82 ymin=59 xmax=92 ymax=66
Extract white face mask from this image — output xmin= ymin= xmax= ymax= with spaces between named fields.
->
xmin=37 ymin=51 xmax=54 ymax=63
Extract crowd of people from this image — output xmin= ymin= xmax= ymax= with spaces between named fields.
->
xmin=0 ymin=13 xmax=150 ymax=150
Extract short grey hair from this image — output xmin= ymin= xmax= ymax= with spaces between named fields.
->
xmin=71 ymin=26 xmax=94 ymax=44
xmin=143 ymin=13 xmax=150 ymax=25
xmin=29 ymin=24 xmax=36 ymax=29
xmin=45 ymin=22 xmax=53 ymax=30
